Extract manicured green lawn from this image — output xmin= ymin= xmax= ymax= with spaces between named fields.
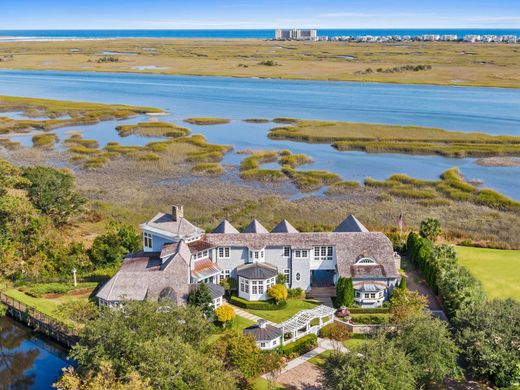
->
xmin=308 ymin=350 xmax=333 ymax=366
xmin=343 ymin=334 xmax=375 ymax=349
xmin=252 ymin=377 xmax=287 ymax=390
xmin=245 ymin=299 xmax=320 ymax=323
xmin=2 ymin=287 xmax=92 ymax=324
xmin=456 ymin=246 xmax=520 ymax=301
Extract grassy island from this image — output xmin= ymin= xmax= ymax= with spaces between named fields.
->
xmin=268 ymin=118 xmax=520 ymax=158
xmin=184 ymin=117 xmax=231 ymax=126
xmin=0 ymin=95 xmax=163 ymax=134
xmin=364 ymin=168 xmax=520 ymax=212
xmin=116 ymin=122 xmax=190 ymax=138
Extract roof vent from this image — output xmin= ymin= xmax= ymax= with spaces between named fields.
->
xmin=258 ymin=319 xmax=268 ymax=329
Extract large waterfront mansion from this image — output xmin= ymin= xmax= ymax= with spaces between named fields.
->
xmin=97 ymin=205 xmax=401 ymax=308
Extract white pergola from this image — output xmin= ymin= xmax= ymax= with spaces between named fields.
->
xmin=278 ymin=305 xmax=336 ymax=345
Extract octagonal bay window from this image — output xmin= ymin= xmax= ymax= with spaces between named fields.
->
xmin=237 ymin=263 xmax=278 ymax=301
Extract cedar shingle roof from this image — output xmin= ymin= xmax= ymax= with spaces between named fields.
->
xmin=243 ymin=219 xmax=269 ymax=234
xmin=213 ymin=220 xmax=240 ymax=234
xmin=204 ymin=232 xmax=398 ymax=278
xmin=96 ymin=242 xmax=190 ymax=305
xmin=188 ymin=240 xmax=214 ymax=253
xmin=271 ymin=219 xmax=299 ymax=233
xmin=141 ymin=212 xmax=202 ymax=239
xmin=334 ymin=215 xmax=369 ymax=233
xmin=350 ymin=264 xmax=386 ymax=278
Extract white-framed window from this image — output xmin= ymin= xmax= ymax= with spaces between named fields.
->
xmin=240 ymin=278 xmax=249 ymax=293
xmin=355 ymin=291 xmax=360 ymax=298
xmin=218 ymin=247 xmax=230 ymax=259
xmin=267 ymin=277 xmax=275 ymax=290
xmin=258 ymin=283 xmax=264 ymax=294
xmin=283 ymin=269 xmax=291 ymax=285
xmin=143 ymin=232 xmax=153 ymax=249
xmin=296 ymin=273 xmax=301 ymax=281
xmin=294 ymin=250 xmax=308 ymax=258
xmin=252 ymin=280 xmax=259 ymax=294
xmin=219 ymin=269 xmax=230 ymax=283
xmin=260 ymin=342 xmax=266 ymax=348
xmin=283 ymin=246 xmax=291 ymax=257
xmin=370 ymin=293 xmax=376 ymax=299
xmin=250 ymin=249 xmax=265 ymax=261
xmin=314 ymin=246 xmax=333 ymax=261
xmin=356 ymin=257 xmax=377 ymax=265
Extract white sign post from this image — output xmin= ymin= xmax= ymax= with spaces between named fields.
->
xmin=72 ymin=268 xmax=77 ymax=288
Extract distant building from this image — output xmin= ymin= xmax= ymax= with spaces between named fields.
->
xmin=275 ymin=29 xmax=317 ymax=41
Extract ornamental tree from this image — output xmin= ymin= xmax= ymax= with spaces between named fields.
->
xmin=389 ymin=288 xmax=428 ymax=323
xmin=187 ymin=283 xmax=214 ymax=318
xmin=215 ymin=304 xmax=235 ymax=327
xmin=267 ymin=284 xmax=288 ymax=303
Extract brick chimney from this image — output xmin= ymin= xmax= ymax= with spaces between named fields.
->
xmin=172 ymin=205 xmax=184 ymax=221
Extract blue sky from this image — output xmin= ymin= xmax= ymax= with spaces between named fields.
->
xmin=1 ymin=0 xmax=519 ymax=29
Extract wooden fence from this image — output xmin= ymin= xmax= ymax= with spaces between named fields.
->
xmin=0 ymin=291 xmax=78 ymax=348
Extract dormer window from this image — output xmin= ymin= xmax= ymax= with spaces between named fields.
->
xmin=143 ymin=232 xmax=153 ymax=249
xmin=249 ymin=249 xmax=265 ymax=262
xmin=283 ymin=246 xmax=291 ymax=257
xmin=356 ymin=257 xmax=377 ymax=265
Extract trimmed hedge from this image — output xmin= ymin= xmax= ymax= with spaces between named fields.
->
xmin=282 ymin=334 xmax=318 ymax=356
xmin=347 ymin=307 xmax=390 ymax=314
xmin=230 ymin=295 xmax=288 ymax=311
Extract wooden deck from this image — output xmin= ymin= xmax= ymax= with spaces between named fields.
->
xmin=0 ymin=291 xmax=78 ymax=348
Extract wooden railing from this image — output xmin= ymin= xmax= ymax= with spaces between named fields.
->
xmin=0 ymin=291 xmax=79 ymax=348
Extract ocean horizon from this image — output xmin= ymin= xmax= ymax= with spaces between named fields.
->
xmin=0 ymin=28 xmax=519 ymax=41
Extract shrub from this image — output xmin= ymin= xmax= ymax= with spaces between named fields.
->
xmin=287 ymin=288 xmax=305 ymax=299
xmin=267 ymin=284 xmax=288 ymax=303
xmin=282 ymin=334 xmax=318 ymax=356
xmin=230 ymin=295 xmax=287 ymax=310
xmin=335 ymin=277 xmax=354 ymax=307
xmin=351 ymin=314 xmax=389 ymax=325
xmin=215 ymin=304 xmax=236 ymax=327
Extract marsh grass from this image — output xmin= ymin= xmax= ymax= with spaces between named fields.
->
xmin=243 ymin=118 xmax=270 ymax=123
xmin=184 ymin=117 xmax=231 ymax=126
xmin=268 ymin=119 xmax=520 ymax=158
xmin=192 ymin=162 xmax=224 ymax=175
xmin=32 ymin=133 xmax=58 ymax=148
xmin=367 ymin=168 xmax=520 ymax=212
xmin=0 ymin=138 xmax=21 ymax=150
xmin=0 ymin=95 xmax=163 ymax=134
xmin=2 ymin=40 xmax=520 ymax=88
xmin=326 ymin=181 xmax=361 ymax=195
xmin=116 ymin=122 xmax=190 ymax=138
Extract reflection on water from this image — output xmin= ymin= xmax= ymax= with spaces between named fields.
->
xmin=0 ymin=317 xmax=68 ymax=389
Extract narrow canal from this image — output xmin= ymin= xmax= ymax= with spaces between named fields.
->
xmin=0 ymin=316 xmax=69 ymax=389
